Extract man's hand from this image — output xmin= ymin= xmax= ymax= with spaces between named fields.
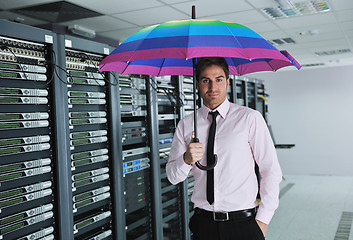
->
xmin=183 ymin=139 xmax=203 ymax=165
xmin=256 ymin=220 xmax=268 ymax=237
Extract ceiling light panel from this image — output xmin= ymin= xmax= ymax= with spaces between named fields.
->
xmin=262 ymin=1 xmax=330 ymax=20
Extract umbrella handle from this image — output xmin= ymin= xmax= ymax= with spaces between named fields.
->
xmin=193 ymin=137 xmax=217 ymax=170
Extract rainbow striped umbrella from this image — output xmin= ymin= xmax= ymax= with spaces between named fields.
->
xmin=98 ymin=19 xmax=301 ymax=74
xmin=98 ymin=17 xmax=300 ymax=170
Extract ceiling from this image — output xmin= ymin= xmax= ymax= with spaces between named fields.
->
xmin=1 ymin=0 xmax=353 ymax=70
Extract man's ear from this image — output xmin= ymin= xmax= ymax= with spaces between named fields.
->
xmin=226 ymin=78 xmax=230 ymax=88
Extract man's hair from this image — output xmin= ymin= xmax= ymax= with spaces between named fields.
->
xmin=195 ymin=57 xmax=229 ymax=81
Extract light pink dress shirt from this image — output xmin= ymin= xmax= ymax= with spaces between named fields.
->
xmin=166 ymin=98 xmax=282 ymax=224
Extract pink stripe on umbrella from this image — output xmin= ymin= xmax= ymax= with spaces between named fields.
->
xmin=99 ymin=47 xmax=291 ymax=68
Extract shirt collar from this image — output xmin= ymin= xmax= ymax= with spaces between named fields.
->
xmin=200 ymin=98 xmax=230 ymax=120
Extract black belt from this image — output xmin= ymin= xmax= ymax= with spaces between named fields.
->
xmin=194 ymin=207 xmax=257 ymax=221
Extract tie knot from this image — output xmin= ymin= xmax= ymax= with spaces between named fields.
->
xmin=209 ymin=111 xmax=219 ymax=119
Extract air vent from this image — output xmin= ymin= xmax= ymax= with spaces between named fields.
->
xmin=262 ymin=1 xmax=331 ymax=20
xmin=268 ymin=37 xmax=296 ymax=45
xmin=14 ymin=1 xmax=102 ymax=23
xmin=301 ymin=63 xmax=325 ymax=67
xmin=315 ymin=49 xmax=351 ymax=56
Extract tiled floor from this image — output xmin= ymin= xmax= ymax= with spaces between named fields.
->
xmin=266 ymin=175 xmax=353 ymax=240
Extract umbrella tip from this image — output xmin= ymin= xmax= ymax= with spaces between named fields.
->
xmin=192 ymin=5 xmax=196 ymax=19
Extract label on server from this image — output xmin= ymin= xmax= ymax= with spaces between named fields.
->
xmin=0 ymin=211 xmax=53 ymax=236
xmin=158 ymin=114 xmax=177 ymax=120
xmin=0 ymin=61 xmax=47 ymax=73
xmin=0 ymin=203 xmax=53 ymax=227
xmin=0 ymin=70 xmax=47 ymax=81
xmin=73 ymin=192 xmax=110 ymax=209
xmin=18 ymin=226 xmax=54 ymax=240
xmin=120 ymin=110 xmax=147 ymax=117
xmin=72 ymin=174 xmax=109 ymax=189
xmin=71 ymin=148 xmax=108 ymax=161
xmin=0 ymin=143 xmax=50 ymax=157
xmin=0 ymin=189 xmax=52 ymax=209
xmin=67 ymin=77 xmax=105 ymax=86
xmin=0 ymin=158 xmax=51 ymax=175
xmin=0 ymin=120 xmax=49 ymax=130
xmin=70 ymin=130 xmax=107 ymax=139
xmin=69 ymin=98 xmax=106 ymax=105
xmin=0 ymin=181 xmax=52 ymax=201
xmin=0 ymin=112 xmax=49 ymax=121
xmin=0 ymin=87 xmax=48 ymax=96
xmin=73 ymin=211 xmax=111 ymax=231
xmin=68 ymin=70 xmax=104 ymax=79
xmin=123 ymin=158 xmax=150 ymax=168
xmin=123 ymin=163 xmax=150 ymax=174
xmin=68 ymin=91 xmax=105 ymax=98
xmin=0 ymin=135 xmax=50 ymax=148
xmin=0 ymin=166 xmax=51 ymax=183
xmin=159 ymin=137 xmax=173 ymax=144
xmin=0 ymin=96 xmax=48 ymax=104
xmin=69 ymin=111 xmax=106 ymax=118
xmin=70 ymin=136 xmax=108 ymax=147
xmin=73 ymin=186 xmax=110 ymax=202
xmin=122 ymin=147 xmax=150 ymax=158
xmin=69 ymin=118 xmax=107 ymax=125
xmin=72 ymin=167 xmax=109 ymax=181
xmin=71 ymin=155 xmax=109 ymax=168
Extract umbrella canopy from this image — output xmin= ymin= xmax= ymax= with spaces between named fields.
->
xmin=99 ymin=51 xmax=299 ymax=77
xmin=98 ymin=17 xmax=301 ymax=170
xmin=98 ymin=19 xmax=301 ymax=73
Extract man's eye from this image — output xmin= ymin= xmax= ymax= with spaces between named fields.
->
xmin=216 ymin=79 xmax=223 ymax=82
xmin=202 ymin=79 xmax=209 ymax=83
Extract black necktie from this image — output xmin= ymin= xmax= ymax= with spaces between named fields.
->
xmin=207 ymin=111 xmax=219 ymax=205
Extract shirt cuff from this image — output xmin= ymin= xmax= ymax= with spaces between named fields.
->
xmin=176 ymin=155 xmax=193 ymax=173
xmin=255 ymin=207 xmax=275 ymax=225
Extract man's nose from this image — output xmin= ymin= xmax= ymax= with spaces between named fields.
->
xmin=208 ymin=81 xmax=214 ymax=90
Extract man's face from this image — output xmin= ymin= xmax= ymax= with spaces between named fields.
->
xmin=197 ymin=64 xmax=230 ymax=110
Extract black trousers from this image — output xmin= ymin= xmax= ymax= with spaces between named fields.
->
xmin=189 ymin=211 xmax=265 ymax=240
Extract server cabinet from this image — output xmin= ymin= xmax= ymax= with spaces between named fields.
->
xmin=155 ymin=75 xmax=184 ymax=240
xmin=120 ymin=74 xmax=154 ymax=240
xmin=62 ymin=35 xmax=116 ymax=240
xmin=233 ymin=76 xmax=268 ymax=119
xmin=0 ymin=20 xmax=57 ymax=240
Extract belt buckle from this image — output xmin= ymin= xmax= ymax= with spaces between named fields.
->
xmin=213 ymin=211 xmax=229 ymax=221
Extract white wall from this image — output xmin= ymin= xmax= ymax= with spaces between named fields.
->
xmin=251 ymin=65 xmax=353 ymax=176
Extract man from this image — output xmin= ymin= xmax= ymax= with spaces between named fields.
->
xmin=166 ymin=57 xmax=282 ymax=239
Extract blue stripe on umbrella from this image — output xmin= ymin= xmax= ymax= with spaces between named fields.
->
xmin=110 ymin=36 xmax=275 ymax=55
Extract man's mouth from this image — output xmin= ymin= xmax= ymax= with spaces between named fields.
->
xmin=207 ymin=92 xmax=218 ymax=98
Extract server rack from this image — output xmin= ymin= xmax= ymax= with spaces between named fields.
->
xmin=233 ymin=76 xmax=268 ymax=119
xmin=155 ymin=75 xmax=184 ymax=240
xmin=62 ymin=35 xmax=116 ymax=240
xmin=0 ymin=20 xmax=57 ymax=240
xmin=120 ymin=74 xmax=154 ymax=240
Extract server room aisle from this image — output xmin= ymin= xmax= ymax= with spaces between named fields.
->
xmin=266 ymin=175 xmax=353 ymax=240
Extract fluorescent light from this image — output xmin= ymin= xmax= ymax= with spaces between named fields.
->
xmin=275 ymin=0 xmax=294 ymax=9
xmin=68 ymin=25 xmax=96 ymax=39
xmin=263 ymin=1 xmax=331 ymax=19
